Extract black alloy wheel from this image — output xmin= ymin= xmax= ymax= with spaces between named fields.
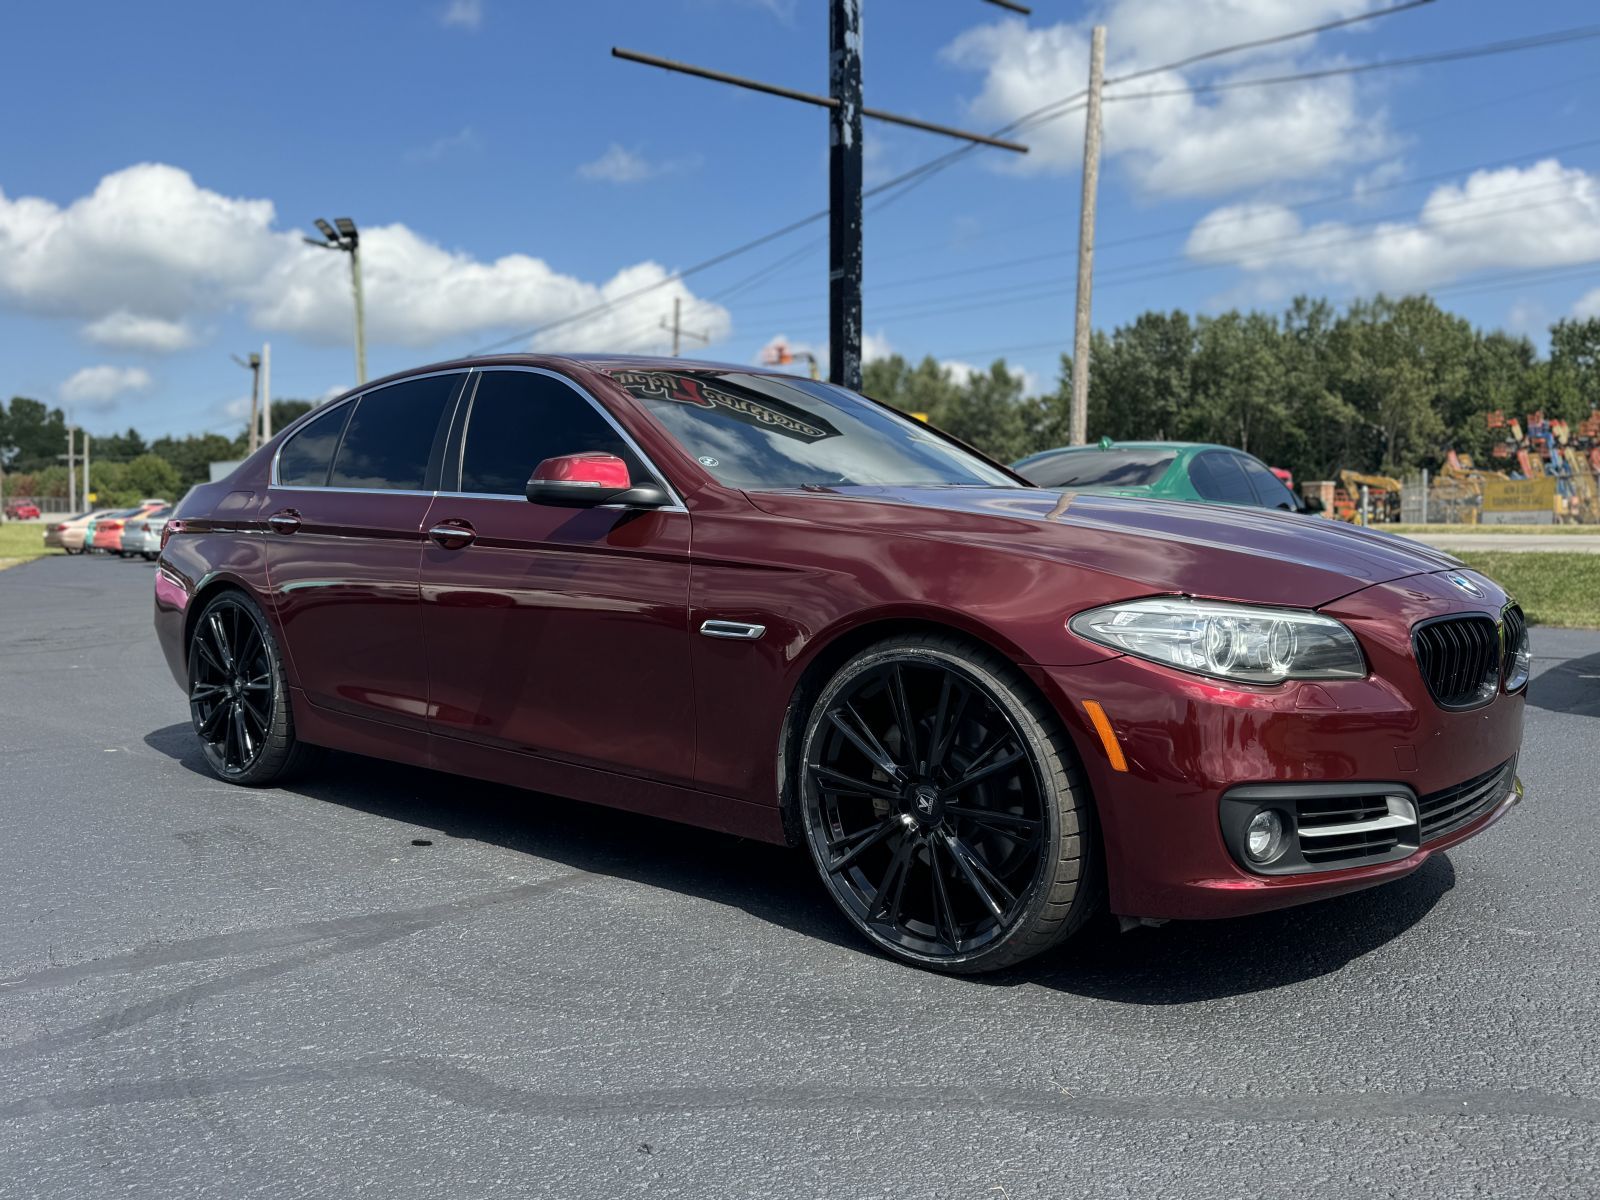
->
xmin=188 ymin=592 xmax=309 ymax=785
xmin=799 ymin=634 xmax=1098 ymax=974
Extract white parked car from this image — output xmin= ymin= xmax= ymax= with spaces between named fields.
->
xmin=118 ymin=506 xmax=171 ymax=560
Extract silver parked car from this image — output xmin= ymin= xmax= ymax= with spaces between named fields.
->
xmin=118 ymin=506 xmax=171 ymax=560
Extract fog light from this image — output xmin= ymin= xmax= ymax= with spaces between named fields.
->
xmin=1245 ymin=809 xmax=1287 ymax=864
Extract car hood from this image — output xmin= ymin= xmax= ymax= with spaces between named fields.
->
xmin=746 ymin=485 xmax=1462 ymax=609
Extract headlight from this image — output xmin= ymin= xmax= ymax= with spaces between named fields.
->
xmin=1503 ymin=613 xmax=1531 ymax=692
xmin=1068 ymin=597 xmax=1367 ymax=684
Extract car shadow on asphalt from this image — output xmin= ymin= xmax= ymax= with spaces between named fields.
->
xmin=1526 ymin=650 xmax=1600 ymax=718
xmin=143 ymin=722 xmax=862 ymax=956
xmin=145 ymin=722 xmax=1457 ymax=1003
xmin=989 ymin=855 xmax=1456 ymax=1004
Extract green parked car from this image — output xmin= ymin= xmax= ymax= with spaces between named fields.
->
xmin=1012 ymin=440 xmax=1306 ymax=513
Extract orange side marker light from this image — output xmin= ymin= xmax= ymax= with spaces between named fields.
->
xmin=1082 ymin=700 xmax=1128 ymax=773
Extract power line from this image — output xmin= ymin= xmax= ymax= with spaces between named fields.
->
xmin=738 ymin=186 xmax=1600 ymax=332
xmin=1104 ymin=24 xmax=1600 ymax=105
xmin=844 ymin=64 xmax=1600 ymax=273
xmin=471 ymin=1 xmax=1433 ymax=355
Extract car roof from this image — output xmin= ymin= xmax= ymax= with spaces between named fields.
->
xmin=325 ymin=353 xmax=805 ymax=402
xmin=1015 ymin=441 xmax=1247 ymax=465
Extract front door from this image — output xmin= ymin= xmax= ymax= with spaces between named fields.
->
xmin=262 ymin=371 xmax=464 ymax=730
xmin=419 ymin=367 xmax=694 ymax=783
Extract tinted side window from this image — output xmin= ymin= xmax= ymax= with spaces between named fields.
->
xmin=458 ymin=370 xmax=641 ymax=496
xmin=1238 ymin=456 xmax=1298 ymax=510
xmin=330 ymin=375 xmax=459 ymax=491
xmin=1188 ymin=451 xmax=1255 ymax=504
xmin=277 ymin=402 xmax=353 ymax=487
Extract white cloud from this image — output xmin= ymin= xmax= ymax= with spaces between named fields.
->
xmin=1186 ymin=159 xmax=1600 ymax=293
xmin=579 ymin=145 xmax=654 ymax=184
xmin=577 ymin=144 xmax=700 ymax=185
xmin=440 ymin=0 xmax=482 ymax=30
xmin=1574 ymin=288 xmax=1600 ymax=319
xmin=942 ymin=0 xmax=1394 ymax=197
xmin=941 ymin=358 xmax=1041 ymax=395
xmin=81 ymin=311 xmax=197 ymax=352
xmin=0 ymin=162 xmax=730 ymax=354
xmin=256 ymin=229 xmax=731 ymax=350
xmin=405 ymin=126 xmax=482 ymax=164
xmin=0 ymin=162 xmax=281 ymax=321
xmin=59 ymin=365 xmax=152 ymax=410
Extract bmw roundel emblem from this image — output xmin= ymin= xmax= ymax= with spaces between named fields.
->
xmin=1446 ymin=572 xmax=1483 ymax=598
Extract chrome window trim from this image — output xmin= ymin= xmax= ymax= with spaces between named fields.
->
xmin=266 ymin=485 xmax=441 ymax=499
xmin=446 ymin=365 xmax=687 ymax=513
xmin=269 ymin=367 xmax=473 ymax=490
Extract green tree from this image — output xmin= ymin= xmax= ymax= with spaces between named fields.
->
xmin=148 ymin=433 xmax=242 ymax=489
xmin=94 ymin=427 xmax=150 ymax=462
xmin=941 ymin=362 xmax=1038 ymax=463
xmin=1083 ymin=311 xmax=1195 ymax=443
xmin=0 ymin=398 xmax=70 ymax=472
xmin=269 ymin=399 xmax=314 ymax=431
xmin=1184 ymin=311 xmax=1288 ymax=458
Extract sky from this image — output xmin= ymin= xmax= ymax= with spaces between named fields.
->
xmin=2 ymin=0 xmax=1598 ymax=439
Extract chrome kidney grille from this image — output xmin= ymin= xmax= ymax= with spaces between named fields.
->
xmin=1412 ymin=614 xmax=1500 ymax=710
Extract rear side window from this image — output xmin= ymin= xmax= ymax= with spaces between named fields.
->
xmin=330 ymin=375 xmax=460 ymax=491
xmin=457 ymin=370 xmax=641 ymax=496
xmin=1188 ymin=451 xmax=1255 ymax=505
xmin=1021 ymin=448 xmax=1177 ymax=489
xmin=277 ymin=402 xmax=353 ymax=487
xmin=1237 ymin=455 xmax=1299 ymax=510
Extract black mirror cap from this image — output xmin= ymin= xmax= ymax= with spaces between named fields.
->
xmin=524 ymin=478 xmax=671 ymax=509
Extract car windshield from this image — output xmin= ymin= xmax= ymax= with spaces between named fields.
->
xmin=609 ymin=369 xmax=1020 ymax=490
xmin=1019 ymin=448 xmax=1178 ymax=489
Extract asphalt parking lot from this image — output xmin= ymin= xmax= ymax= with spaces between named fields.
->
xmin=2 ymin=554 xmax=1597 ymax=1199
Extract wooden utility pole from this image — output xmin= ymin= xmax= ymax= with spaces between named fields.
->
xmin=83 ymin=432 xmax=91 ymax=505
xmin=243 ymin=353 xmax=262 ymax=453
xmin=660 ymin=297 xmax=709 ymax=357
xmin=1069 ymin=25 xmax=1106 ymax=446
xmin=829 ymin=0 xmax=864 ymax=391
xmin=66 ymin=425 xmax=77 ymax=512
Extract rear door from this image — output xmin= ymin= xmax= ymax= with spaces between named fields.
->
xmin=418 ymin=366 xmax=695 ymax=783
xmin=262 ymin=370 xmax=466 ymax=730
xmin=1186 ymin=450 xmax=1258 ymax=508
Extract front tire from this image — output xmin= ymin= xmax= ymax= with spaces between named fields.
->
xmin=187 ymin=591 xmax=310 ymax=786
xmin=798 ymin=634 xmax=1099 ymax=974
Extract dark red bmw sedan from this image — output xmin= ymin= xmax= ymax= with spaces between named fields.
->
xmin=154 ymin=356 xmax=1527 ymax=973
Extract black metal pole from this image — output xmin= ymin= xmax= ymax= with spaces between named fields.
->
xmin=828 ymin=0 xmax=863 ymax=391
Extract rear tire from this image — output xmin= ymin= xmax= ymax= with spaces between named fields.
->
xmin=798 ymin=633 xmax=1100 ymax=974
xmin=187 ymin=591 xmax=313 ymax=786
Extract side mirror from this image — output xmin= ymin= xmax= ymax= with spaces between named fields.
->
xmin=525 ymin=452 xmax=669 ymax=509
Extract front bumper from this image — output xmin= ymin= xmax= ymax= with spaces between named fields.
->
xmin=1027 ymin=645 xmax=1526 ymax=922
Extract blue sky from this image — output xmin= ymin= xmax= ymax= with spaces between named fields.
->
xmin=2 ymin=0 xmax=1598 ymax=438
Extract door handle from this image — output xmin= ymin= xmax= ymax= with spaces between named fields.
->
xmin=428 ymin=521 xmax=476 ymax=550
xmin=700 ymin=619 xmax=767 ymax=641
xmin=267 ymin=509 xmax=301 ymax=535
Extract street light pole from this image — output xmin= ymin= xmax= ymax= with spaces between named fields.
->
xmin=306 ymin=217 xmax=366 ymax=385
xmin=66 ymin=425 xmax=76 ymax=514
xmin=348 ymin=243 xmax=366 ymax=385
xmin=828 ymin=0 xmax=864 ymax=392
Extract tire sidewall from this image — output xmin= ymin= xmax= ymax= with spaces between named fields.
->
xmin=798 ymin=640 xmax=1071 ymax=972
